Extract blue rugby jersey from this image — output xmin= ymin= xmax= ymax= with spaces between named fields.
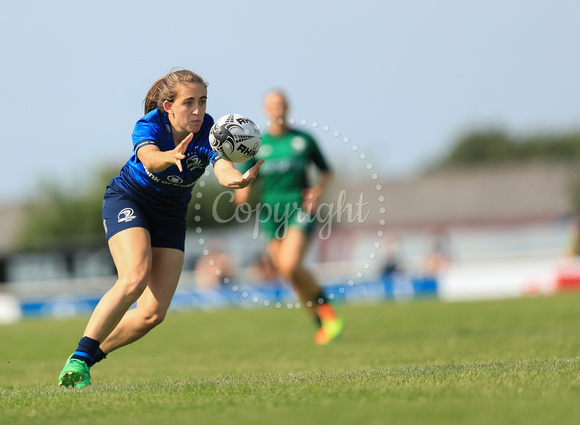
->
xmin=112 ymin=109 xmax=219 ymax=206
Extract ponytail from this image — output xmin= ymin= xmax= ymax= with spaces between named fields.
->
xmin=143 ymin=77 xmax=166 ymax=114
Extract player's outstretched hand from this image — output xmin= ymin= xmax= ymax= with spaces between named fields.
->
xmin=227 ymin=160 xmax=265 ymax=189
xmin=172 ymin=133 xmax=194 ymax=172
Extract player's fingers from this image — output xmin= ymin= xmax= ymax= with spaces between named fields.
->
xmin=174 ymin=152 xmax=186 ymax=171
xmin=252 ymin=159 xmax=265 ymax=171
xmin=178 ymin=133 xmax=194 ymax=152
xmin=229 ymin=175 xmax=255 ymax=188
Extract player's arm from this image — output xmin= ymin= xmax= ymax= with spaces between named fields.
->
xmin=137 ymin=133 xmax=194 ymax=173
xmin=303 ymin=137 xmax=332 ymax=211
xmin=303 ymin=171 xmax=331 ymax=212
xmin=214 ymin=159 xmax=265 ymax=189
xmin=234 ymin=185 xmax=251 ymax=204
xmin=233 ymin=159 xmax=258 ymax=204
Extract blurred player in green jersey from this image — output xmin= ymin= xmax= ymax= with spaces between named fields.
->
xmin=236 ymin=91 xmax=343 ymax=345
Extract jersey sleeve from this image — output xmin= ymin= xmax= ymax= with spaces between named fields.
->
xmin=307 ymin=134 xmax=331 ymax=172
xmin=200 ymin=114 xmax=221 ymax=166
xmin=132 ymin=111 xmax=164 ymax=158
xmin=210 ymin=153 xmax=222 ymax=165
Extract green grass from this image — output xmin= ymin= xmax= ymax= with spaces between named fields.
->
xmin=2 ymin=293 xmax=580 ymax=424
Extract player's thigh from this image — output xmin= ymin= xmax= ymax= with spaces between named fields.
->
xmin=275 ymin=227 xmax=310 ymax=270
xmin=137 ymin=247 xmax=184 ymax=314
xmin=108 ymin=227 xmax=152 ymax=280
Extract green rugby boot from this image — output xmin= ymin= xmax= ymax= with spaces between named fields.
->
xmin=58 ymin=355 xmax=91 ymax=388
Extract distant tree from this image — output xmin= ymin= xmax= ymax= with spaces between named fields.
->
xmin=430 ymin=127 xmax=580 ymax=215
xmin=436 ymin=129 xmax=514 ymax=168
xmin=517 ymin=132 xmax=580 ymax=160
xmin=17 ymin=167 xmax=119 ymax=249
xmin=432 ymin=128 xmax=580 ymax=170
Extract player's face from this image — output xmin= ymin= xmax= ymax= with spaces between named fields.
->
xmin=165 ymin=83 xmax=207 ymax=136
xmin=264 ymin=92 xmax=287 ymax=123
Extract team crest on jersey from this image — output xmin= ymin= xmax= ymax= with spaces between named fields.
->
xmin=186 ymin=156 xmax=204 ymax=171
xmin=118 ymin=208 xmax=137 ymax=223
xmin=167 ymin=175 xmax=184 ymax=184
xmin=291 ymin=136 xmax=306 ymax=152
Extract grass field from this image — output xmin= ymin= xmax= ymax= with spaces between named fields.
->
xmin=2 ymin=292 xmax=580 ymax=425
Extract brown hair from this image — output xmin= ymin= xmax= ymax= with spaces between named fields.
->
xmin=143 ymin=69 xmax=208 ymax=114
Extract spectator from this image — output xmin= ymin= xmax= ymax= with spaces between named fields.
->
xmin=424 ymin=225 xmax=451 ymax=276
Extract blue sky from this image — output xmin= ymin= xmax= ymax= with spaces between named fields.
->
xmin=1 ymin=0 xmax=579 ymax=203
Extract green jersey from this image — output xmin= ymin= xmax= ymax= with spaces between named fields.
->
xmin=241 ymin=128 xmax=331 ymax=204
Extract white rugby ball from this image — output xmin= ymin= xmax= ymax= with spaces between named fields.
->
xmin=208 ymin=113 xmax=262 ymax=163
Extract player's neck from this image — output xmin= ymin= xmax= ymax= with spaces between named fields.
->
xmin=172 ymin=132 xmax=190 ymax=146
xmin=269 ymin=122 xmax=288 ymax=137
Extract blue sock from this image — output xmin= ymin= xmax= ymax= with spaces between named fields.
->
xmin=71 ymin=336 xmax=100 ymax=366
xmin=90 ymin=348 xmax=108 ymax=366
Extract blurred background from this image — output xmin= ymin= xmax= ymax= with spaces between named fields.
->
xmin=1 ymin=0 xmax=580 ymax=322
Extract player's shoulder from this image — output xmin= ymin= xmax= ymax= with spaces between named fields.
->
xmin=139 ymin=108 xmax=164 ymax=124
xmin=263 ymin=127 xmax=314 ymax=142
xmin=287 ymin=127 xmax=311 ymax=138
xmin=134 ymin=109 xmax=166 ymax=133
xmin=285 ymin=127 xmax=319 ymax=150
xmin=133 ymin=108 xmax=165 ymax=137
xmin=288 ymin=127 xmax=317 ymax=143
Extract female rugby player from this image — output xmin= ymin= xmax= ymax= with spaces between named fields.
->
xmin=235 ymin=90 xmax=343 ymax=345
xmin=58 ymin=69 xmax=263 ymax=388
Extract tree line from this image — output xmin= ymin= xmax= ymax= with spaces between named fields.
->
xmin=431 ymin=127 xmax=580 ymax=170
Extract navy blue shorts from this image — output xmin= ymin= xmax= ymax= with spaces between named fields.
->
xmin=102 ymin=182 xmax=187 ymax=252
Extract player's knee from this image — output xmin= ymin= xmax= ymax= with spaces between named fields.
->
xmin=117 ymin=274 xmax=149 ymax=301
xmin=142 ymin=311 xmax=166 ymax=329
xmin=277 ymin=264 xmax=298 ymax=281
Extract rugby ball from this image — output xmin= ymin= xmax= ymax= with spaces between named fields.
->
xmin=209 ymin=113 xmax=262 ymax=163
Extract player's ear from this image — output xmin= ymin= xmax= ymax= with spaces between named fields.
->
xmin=163 ymin=100 xmax=173 ymax=114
